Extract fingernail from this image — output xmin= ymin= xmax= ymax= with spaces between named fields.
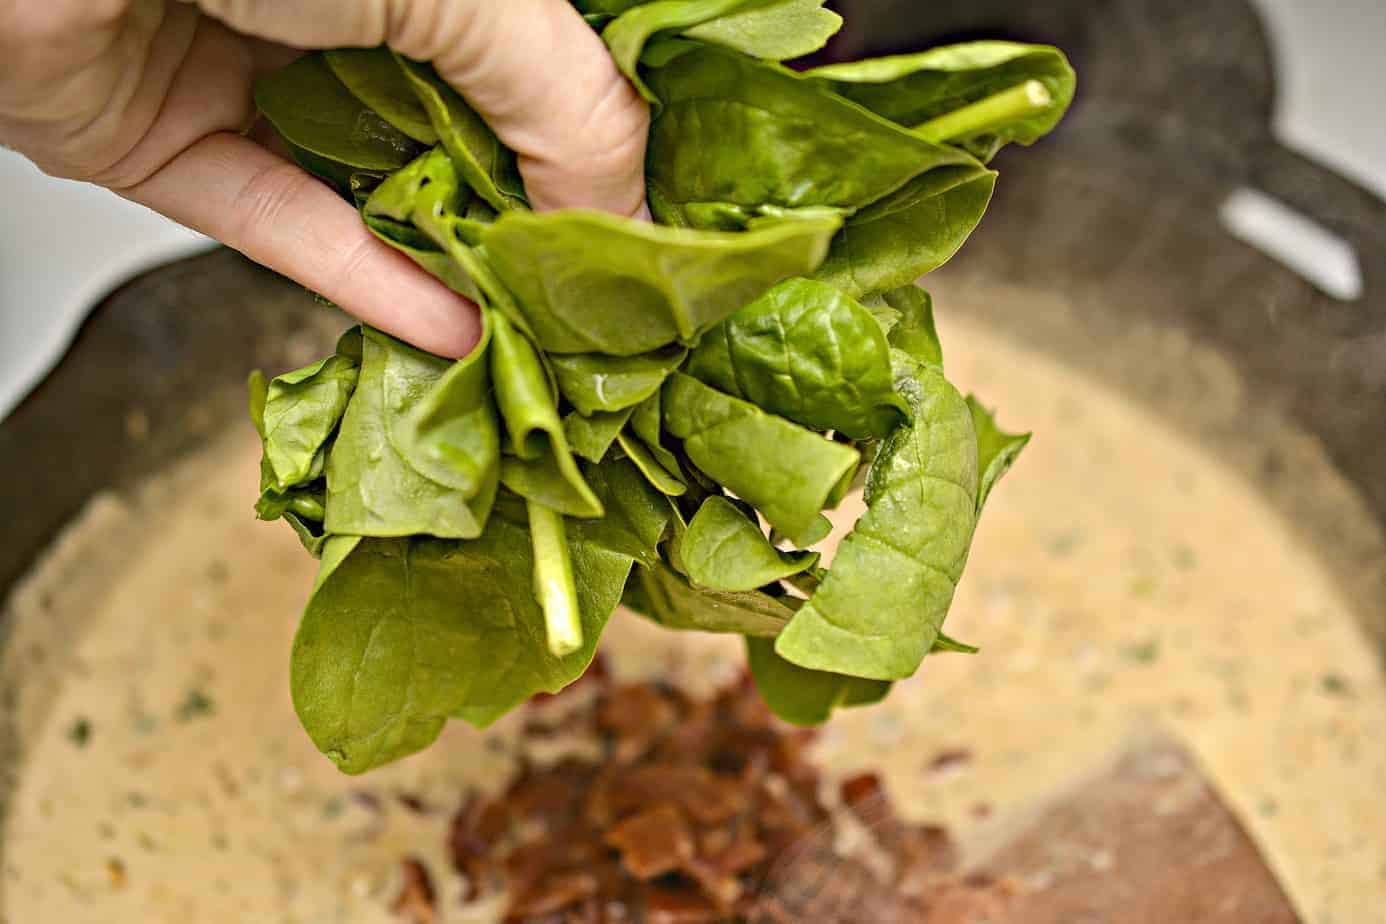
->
xmin=634 ymin=201 xmax=653 ymax=223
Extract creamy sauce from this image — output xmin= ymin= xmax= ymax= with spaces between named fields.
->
xmin=4 ymin=317 xmax=1385 ymax=923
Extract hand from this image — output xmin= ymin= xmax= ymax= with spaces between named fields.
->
xmin=0 ymin=0 xmax=649 ymax=357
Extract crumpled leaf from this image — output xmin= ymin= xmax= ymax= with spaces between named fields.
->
xmin=968 ymin=396 xmax=1030 ymax=512
xmin=682 ymin=496 xmax=818 ymax=592
xmin=807 ymin=41 xmax=1076 ymax=161
xmin=255 ymin=53 xmax=421 ymax=172
xmin=325 ymin=329 xmax=497 ymax=539
xmin=645 ymin=44 xmax=976 ymax=225
xmin=746 ymin=637 xmax=891 ymax=726
xmin=324 ymin=47 xmax=438 ymax=144
xmin=624 ymin=561 xmax=795 ymax=637
xmin=683 ymin=0 xmax=841 ymax=61
xmin=551 ymin=345 xmax=687 ymax=416
xmin=687 ymin=277 xmax=906 ymax=439
xmin=662 ymin=373 xmax=858 ymax=540
xmin=482 ymin=209 xmax=841 ymax=355
xmin=774 ymin=354 xmax=979 ymax=680
xmin=812 ymin=164 xmax=996 ymax=298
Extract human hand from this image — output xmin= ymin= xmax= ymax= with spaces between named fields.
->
xmin=0 ymin=0 xmax=650 ymax=357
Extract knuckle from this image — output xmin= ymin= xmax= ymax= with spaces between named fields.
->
xmin=233 ymin=158 xmax=317 ymax=248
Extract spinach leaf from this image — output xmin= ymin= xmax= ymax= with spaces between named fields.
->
xmin=564 ymin=408 xmax=636 ymax=463
xmin=812 ymin=164 xmax=996 ymax=298
xmin=386 ymin=316 xmax=498 ymax=497
xmin=482 ymin=209 xmax=840 ymax=355
xmin=292 ymin=517 xmax=627 ymax=772
xmin=617 ymin=431 xmax=687 ymax=496
xmin=807 ymin=42 xmax=1076 ymax=160
xmin=683 ymin=0 xmax=841 ymax=61
xmin=257 ymin=333 xmax=360 ymax=491
xmin=933 ymin=632 xmax=980 ymax=654
xmin=255 ymin=54 xmax=422 ymax=171
xmin=967 ymin=396 xmax=1030 ymax=512
xmin=661 ymin=373 xmax=859 ymax=539
xmin=324 ymin=47 xmax=439 ymax=144
xmin=394 ymin=55 xmax=528 ymax=211
xmin=326 ymin=328 xmax=497 ymax=539
xmin=569 ymin=458 xmax=672 ymax=565
xmin=603 ymin=0 xmax=768 ymax=100
xmin=624 ymin=562 xmax=794 ymax=637
xmin=774 ymin=355 xmax=978 ymax=680
xmin=361 ymin=149 xmax=489 ymax=303
xmin=682 ymin=496 xmax=817 ymax=591
xmin=645 ymin=44 xmax=975 ymax=224
xmin=745 ymin=638 xmax=891 ymax=726
xmin=879 ymin=285 xmax=944 ymax=368
xmin=490 ymin=313 xmax=602 ymax=517
xmin=629 ymin=391 xmax=684 ymax=478
xmin=686 ymin=278 xmax=905 ymax=439
xmin=550 ymin=346 xmax=687 ymax=416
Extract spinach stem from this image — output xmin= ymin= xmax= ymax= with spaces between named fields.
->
xmin=527 ymin=500 xmax=583 ymax=657
xmin=289 ymin=496 xmax=326 ymax=521
xmin=914 ymin=79 xmax=1052 ymax=144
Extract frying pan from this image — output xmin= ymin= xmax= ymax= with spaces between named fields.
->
xmin=2 ymin=0 xmax=1383 ymax=917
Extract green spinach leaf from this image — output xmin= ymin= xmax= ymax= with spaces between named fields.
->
xmin=807 ymin=42 xmax=1075 ymax=160
xmin=645 ymin=44 xmax=974 ymax=224
xmin=687 ymin=277 xmax=905 ymax=439
xmin=746 ymin=637 xmax=891 ymax=726
xmin=682 ymin=496 xmax=817 ymax=591
xmin=394 ymin=55 xmax=528 ymax=211
xmin=812 ymin=164 xmax=996 ymax=298
xmin=491 ymin=313 xmax=602 ymax=517
xmin=624 ymin=562 xmax=795 ymax=636
xmin=564 ymin=408 xmax=636 ymax=463
xmin=774 ymin=355 xmax=978 ymax=680
xmin=482 ymin=209 xmax=839 ymax=355
xmin=661 ymin=373 xmax=859 ymax=539
xmin=324 ymin=47 xmax=439 ymax=143
xmin=967 ymin=396 xmax=1030 ymax=512
xmin=550 ymin=345 xmax=687 ymax=415
xmin=683 ymin=0 xmax=841 ymax=61
xmin=326 ymin=329 xmax=497 ymax=538
xmin=255 ymin=53 xmax=422 ymax=171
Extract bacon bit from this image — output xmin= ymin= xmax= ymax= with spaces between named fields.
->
xmin=440 ymin=674 xmax=1004 ymax=923
xmin=605 ymin=803 xmax=695 ymax=879
xmin=641 ymin=884 xmax=728 ymax=924
xmin=392 ymin=858 xmax=436 ymax=924
xmin=507 ymin=871 xmax=599 ymax=917
xmin=598 ymin=684 xmax=681 ymax=763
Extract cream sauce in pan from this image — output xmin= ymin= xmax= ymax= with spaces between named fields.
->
xmin=4 ymin=316 xmax=1385 ymax=923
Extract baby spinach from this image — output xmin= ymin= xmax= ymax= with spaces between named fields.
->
xmin=682 ymin=496 xmax=818 ymax=591
xmin=550 ymin=346 xmax=687 ymax=416
xmin=482 ymin=209 xmax=841 ymax=355
xmin=251 ymin=7 xmax=1071 ymax=769
xmin=686 ymin=277 xmax=906 ymax=439
xmin=644 ymin=44 xmax=976 ymax=225
xmin=773 ymin=355 xmax=979 ymax=680
xmin=807 ymin=41 xmax=1077 ymax=161
xmin=662 ymin=373 xmax=859 ymax=540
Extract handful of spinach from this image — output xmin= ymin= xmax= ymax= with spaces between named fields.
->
xmin=249 ymin=1 xmax=1074 ymax=774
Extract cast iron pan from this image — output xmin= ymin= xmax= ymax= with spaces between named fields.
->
xmin=2 ymin=0 xmax=1383 ymax=854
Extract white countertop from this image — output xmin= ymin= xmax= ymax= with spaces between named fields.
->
xmin=1 ymin=0 xmax=1382 ymax=421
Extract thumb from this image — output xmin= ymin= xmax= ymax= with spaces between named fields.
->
xmin=192 ymin=0 xmax=650 ymax=215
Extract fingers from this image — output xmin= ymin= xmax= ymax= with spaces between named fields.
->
xmin=191 ymin=0 xmax=649 ymax=216
xmin=121 ymin=132 xmax=481 ymax=357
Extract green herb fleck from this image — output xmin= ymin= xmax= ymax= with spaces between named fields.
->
xmin=176 ymin=689 xmax=216 ymax=722
xmin=68 ymin=717 xmax=93 ymax=748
